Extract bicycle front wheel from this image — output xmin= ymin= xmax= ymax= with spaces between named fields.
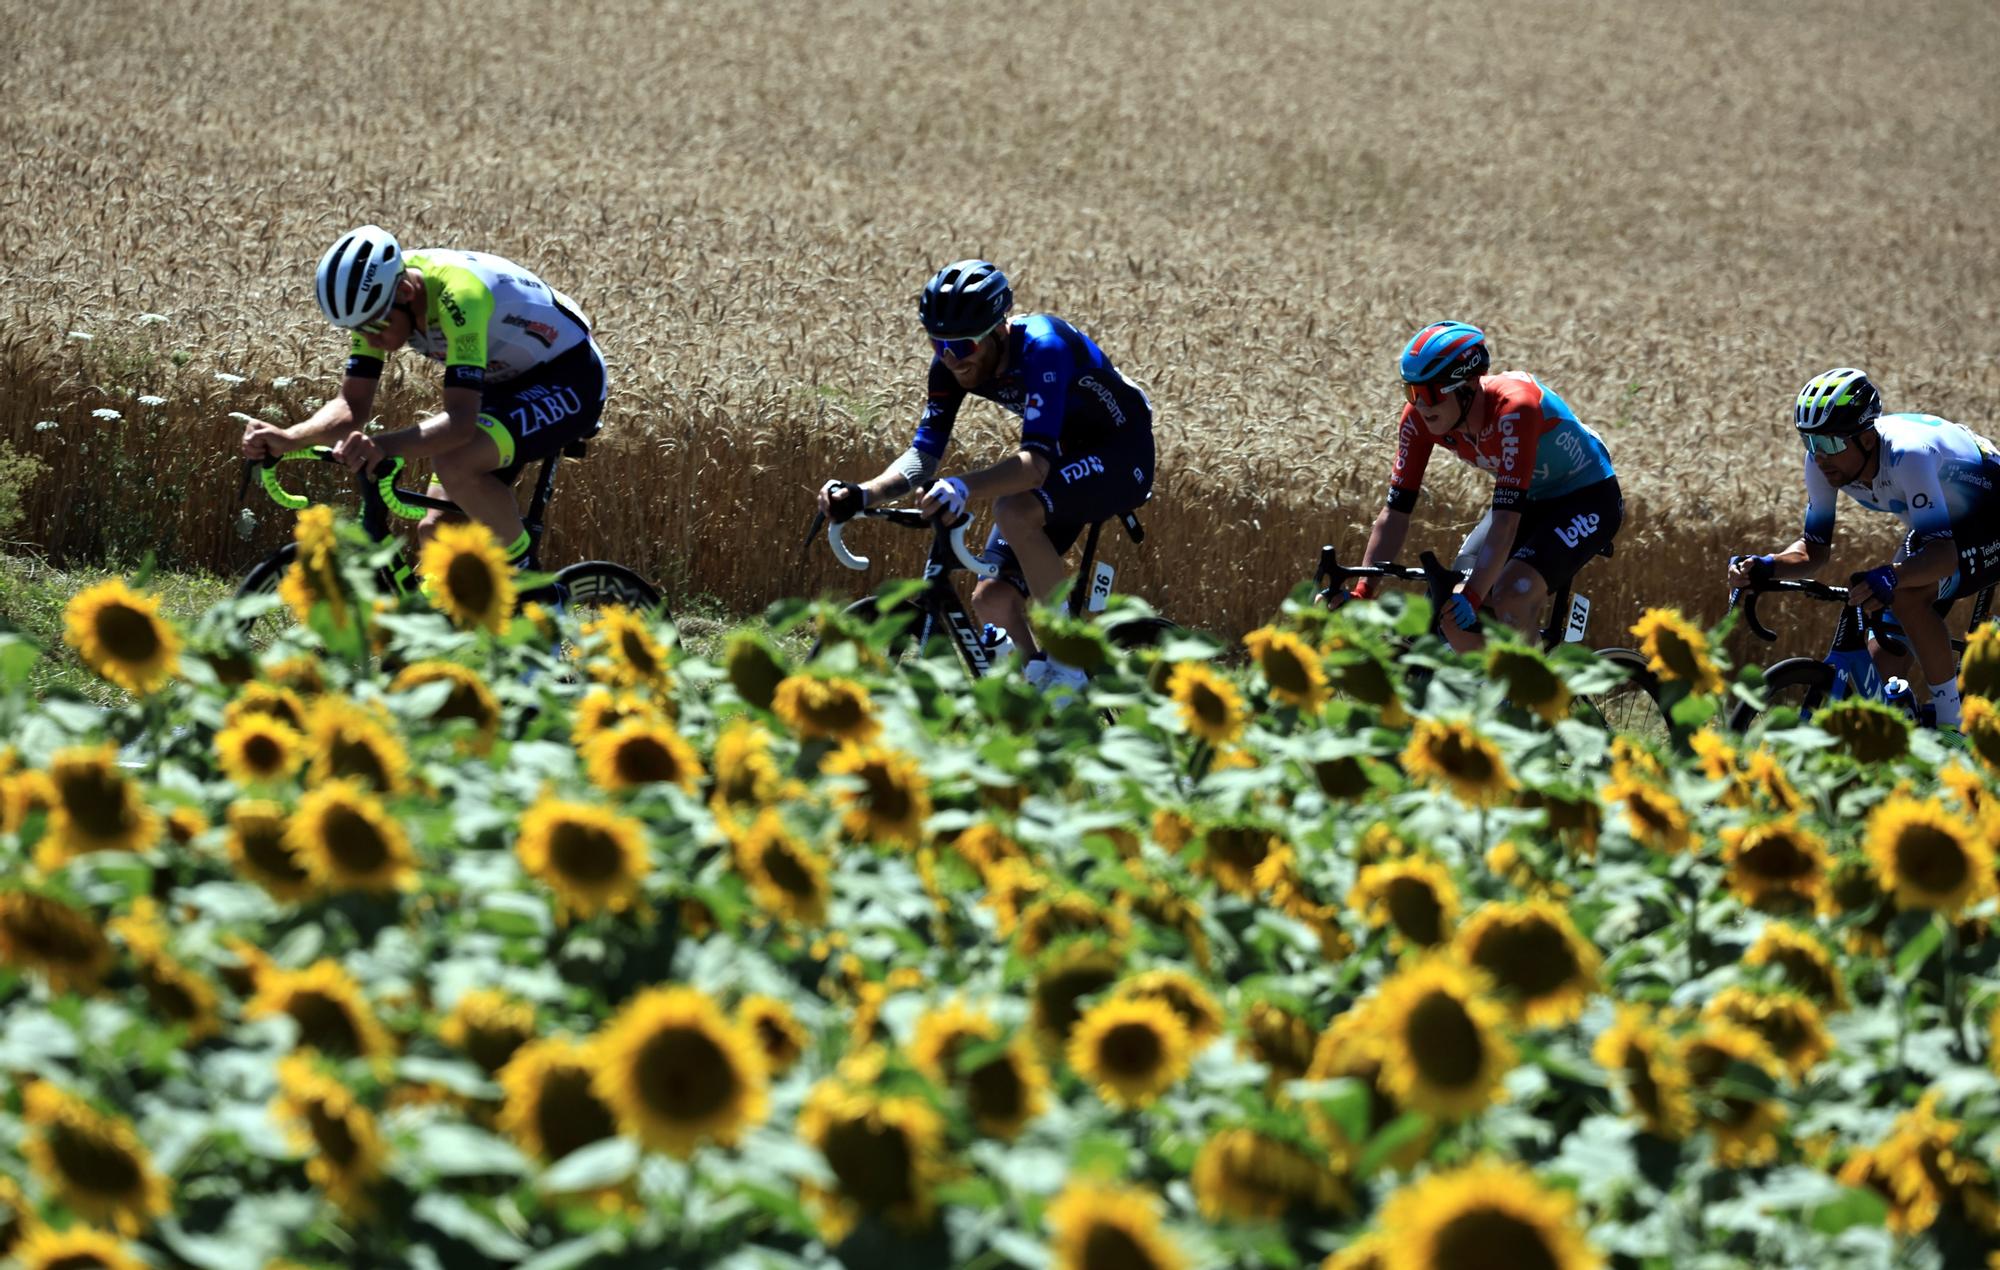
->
xmin=545 ymin=561 xmax=667 ymax=622
xmin=1727 ymin=658 xmax=1836 ymax=732
xmin=1572 ymin=647 xmax=1670 ymax=741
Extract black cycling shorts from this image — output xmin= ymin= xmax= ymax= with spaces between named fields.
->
xmin=982 ymin=429 xmax=1156 ymax=594
xmin=1453 ymin=476 xmax=1623 ymax=593
xmin=475 ymin=340 xmax=608 ymax=485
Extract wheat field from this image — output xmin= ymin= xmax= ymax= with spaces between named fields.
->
xmin=3 ymin=0 xmax=1998 ymax=653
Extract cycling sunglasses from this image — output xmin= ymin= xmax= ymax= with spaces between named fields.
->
xmin=1403 ymin=380 xmax=1456 ymax=408
xmin=930 ymin=320 xmax=1003 ymax=361
xmin=357 ymin=300 xmax=415 ymax=336
xmin=1801 ymin=432 xmax=1850 ymax=456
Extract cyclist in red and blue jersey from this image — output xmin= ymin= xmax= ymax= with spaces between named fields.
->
xmin=817 ymin=260 xmax=1155 ymax=690
xmin=240 ymin=225 xmax=606 ymax=568
xmin=1727 ymin=368 xmax=2000 ymax=728
xmin=1337 ymin=321 xmax=1622 ymax=651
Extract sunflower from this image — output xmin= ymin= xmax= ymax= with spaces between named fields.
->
xmin=736 ymin=994 xmax=810 ymax=1076
xmin=1452 ymin=899 xmax=1601 ymax=1028
xmin=1815 ymin=697 xmax=1912 ymax=764
xmin=0 ymin=891 xmax=114 ymax=993
xmin=572 ymin=687 xmax=660 ymax=744
xmin=1245 ymin=625 xmax=1331 ymax=712
xmin=1 ymin=769 xmax=53 ymax=837
xmin=439 ymin=989 xmax=538 ymax=1076
xmin=1030 ymin=943 xmax=1127 ymax=1045
xmin=38 ymin=744 xmax=158 ymax=870
xmin=1312 ymin=753 xmax=1378 ymax=800
xmin=302 ymin=698 xmax=409 ymax=795
xmin=1840 ymin=1095 xmax=2000 ymax=1235
xmin=162 ymin=806 xmax=208 ymax=846
xmin=1603 ymin=771 xmax=1693 ymax=854
xmin=1240 ymin=1000 xmax=1321 ymax=1087
xmin=1677 ymin=1020 xmax=1787 ymax=1167
xmin=949 ymin=821 xmax=1033 ymax=878
xmin=581 ymin=605 xmax=673 ymax=689
xmin=419 ymin=520 xmax=515 ymax=632
xmin=1323 ymin=1234 xmax=1389 ymax=1270
xmin=19 ymin=1083 xmax=168 ymax=1236
xmin=1740 ymin=746 xmax=1804 ymax=813
xmin=1191 ymin=1126 xmax=1350 ymax=1222
xmin=389 ymin=661 xmax=501 ymax=755
xmin=1631 ymin=607 xmax=1725 ymax=695
xmin=1966 ymin=696 xmax=2000 ymax=772
xmin=592 ymin=985 xmax=768 ymax=1157
xmin=909 ymin=1001 xmax=1049 ymax=1139
xmin=1518 ymin=788 xmax=1602 ymax=858
xmin=765 ymin=675 xmax=876 ymax=748
xmin=129 ymin=947 xmax=222 ymax=1044
xmin=1486 ymin=644 xmax=1571 ymax=724
xmin=287 ymin=780 xmax=414 ymax=894
xmin=224 ymin=799 xmax=315 ymax=902
xmin=1400 ymin=717 xmax=1515 ymax=807
xmin=244 ymin=958 xmax=396 ymax=1062
xmin=1116 ymin=969 xmax=1225 ymax=1048
xmin=1068 ymin=996 xmax=1192 ymax=1109
xmin=1348 ymin=857 xmax=1461 ymax=949
xmin=1304 ymin=1009 xmax=1436 ymax=1172
xmin=1719 ymin=818 xmax=1831 ymax=912
xmin=497 ymin=1035 xmax=620 ymax=1163
xmin=1047 ymin=1180 xmax=1189 ymax=1270
xmin=1167 ymin=661 xmax=1248 ymax=746
xmin=1741 ymin=923 xmax=1848 ymax=1011
xmin=1701 ymin=987 xmax=1833 ymax=1079
xmin=823 ymin=742 xmax=931 ymax=846
xmin=711 ymin=718 xmax=791 ymax=808
xmin=1591 ymin=1005 xmax=1693 ymax=1140
xmin=62 ymin=577 xmax=181 ymax=698
xmin=1366 ymin=956 xmax=1516 ymax=1120
xmin=1376 ymin=1158 xmax=1603 ymax=1270
xmin=1827 ymin=855 xmax=1897 ymax=955
xmin=1864 ymin=795 xmax=1993 ymax=914
xmin=727 ymin=808 xmax=832 ymax=926
xmin=1961 ymin=623 xmax=2000 ymax=698
xmin=1324 ymin=637 xmax=1410 ymax=724
xmin=514 ymin=796 xmax=651 ymax=920
xmin=0 ymin=1174 xmax=37 ymax=1260
xmin=1150 ymin=807 xmax=1196 ymax=853
xmin=798 ymin=1066 xmax=947 ymax=1243
xmin=272 ymin=1056 xmax=387 ymax=1215
xmin=582 ymin=718 xmax=704 ymax=793
xmin=11 ymin=1225 xmax=145 ymax=1270
xmin=1015 ymin=892 xmax=1132 ymax=960
xmin=1192 ymin=820 xmax=1282 ymax=898
xmin=275 ymin=504 xmax=349 ymax=628
xmin=224 ymin=681 xmax=309 ymax=732
xmin=1482 ymin=839 xmax=1571 ymax=902
xmin=723 ymin=629 xmax=790 ymax=710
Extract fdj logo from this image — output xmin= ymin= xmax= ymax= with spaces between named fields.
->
xmin=1554 ymin=512 xmax=1600 ymax=548
xmin=1059 ymin=455 xmax=1104 ymax=484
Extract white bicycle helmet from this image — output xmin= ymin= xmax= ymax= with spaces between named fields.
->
xmin=315 ymin=225 xmax=404 ymax=328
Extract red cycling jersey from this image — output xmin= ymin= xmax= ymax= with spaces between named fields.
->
xmin=1387 ymin=372 xmax=1614 ymax=514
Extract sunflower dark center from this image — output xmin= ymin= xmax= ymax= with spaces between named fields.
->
xmin=1022 ymin=899 xmax=1112 ymax=954
xmin=1313 ymin=756 xmax=1369 ymax=799
xmin=1080 ymin=1224 xmax=1166 ymax=1270
xmin=613 ymin=734 xmax=679 ymax=784
xmin=860 ymin=764 xmax=912 ymax=823
xmin=1099 ymin=1020 xmax=1166 ymax=1078
xmin=241 ymin=821 xmax=310 ymax=885
xmin=760 ymin=841 xmax=818 ymax=898
xmin=1406 ymin=991 xmax=1482 ymax=1088
xmin=616 ymin=631 xmax=660 ymax=677
xmin=635 ymin=1026 xmax=736 ymax=1121
xmin=4 ymin=898 xmax=104 ymax=964
xmin=1035 ymin=961 xmax=1121 ymax=1040
xmin=1469 ymin=918 xmax=1578 ymax=1000
xmin=1384 ymin=878 xmax=1446 ymax=947
xmin=803 ymin=688 xmax=866 ymax=735
xmin=548 ymin=821 xmax=625 ymax=884
xmin=242 ymin=733 xmax=286 ymax=774
xmin=1263 ymin=646 xmax=1312 ymax=696
xmin=536 ymin=1065 xmax=617 ymax=1160
xmin=326 ymin=733 xmax=392 ymax=791
xmin=1770 ymin=948 xmax=1837 ymax=1002
xmin=1741 ymin=832 xmax=1815 ymax=882
xmin=466 ymin=1023 xmax=530 ymax=1076
xmin=96 ymin=602 xmax=163 ymax=664
xmin=445 ymin=554 xmax=499 ymax=619
xmin=822 ymin=1115 xmax=917 ymax=1211
xmin=140 ymin=962 xmax=200 ymax=1022
xmin=306 ymin=1100 xmax=360 ymax=1168
xmin=1205 ymin=827 xmax=1270 ymax=873
xmin=753 ymin=1017 xmax=799 ymax=1068
xmin=967 ymin=1055 xmax=1026 ymax=1126
xmin=1624 ymin=1048 xmax=1665 ymax=1122
xmin=49 ymin=1122 xmax=145 ymax=1195
xmin=1434 ymin=732 xmax=1494 ymax=781
xmin=322 ymin=804 xmax=389 ymax=875
xmin=1190 ymin=684 xmax=1230 ymax=727
xmin=55 ymin=764 xmax=131 ymax=840
xmin=437 ymin=682 xmax=492 ymax=727
xmin=287 ymin=990 xmax=365 ymax=1056
xmin=1894 ymin=825 xmax=1969 ymax=896
xmin=1431 ymin=1206 xmax=1563 ymax=1270
xmin=1630 ymin=793 xmax=1677 ymax=835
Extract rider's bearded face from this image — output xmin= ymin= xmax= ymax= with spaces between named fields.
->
xmin=937 ymin=325 xmax=1006 ymax=389
xmin=1812 ymin=432 xmax=1870 ymax=486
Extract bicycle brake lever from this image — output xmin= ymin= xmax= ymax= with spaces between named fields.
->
xmin=800 ymin=510 xmax=828 ymax=557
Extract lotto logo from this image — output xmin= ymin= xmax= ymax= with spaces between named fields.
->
xmin=1059 ymin=455 xmax=1105 ymax=484
xmin=1554 ymin=512 xmax=1601 ymax=548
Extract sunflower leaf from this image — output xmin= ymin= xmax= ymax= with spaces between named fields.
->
xmin=0 ymin=633 xmax=38 ymax=688
xmin=1356 ymin=1111 xmax=1431 ymax=1177
xmin=480 ymin=892 xmax=554 ymax=938
xmin=1892 ymin=919 xmax=1944 ymax=980
xmin=537 ymin=1136 xmax=639 ymax=1195
xmin=413 ymin=1191 xmax=535 ymax=1261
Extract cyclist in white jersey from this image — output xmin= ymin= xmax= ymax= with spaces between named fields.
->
xmin=240 ymin=225 xmax=608 ymax=566
xmin=1727 ymin=368 xmax=2000 ymax=727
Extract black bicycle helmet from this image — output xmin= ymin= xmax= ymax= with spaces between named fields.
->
xmin=919 ymin=260 xmax=1012 ymax=337
xmin=1793 ymin=367 xmax=1883 ymax=437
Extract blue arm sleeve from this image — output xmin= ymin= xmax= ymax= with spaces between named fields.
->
xmin=1802 ymin=455 xmax=1837 ymax=546
xmin=912 ymin=357 xmax=964 ymax=459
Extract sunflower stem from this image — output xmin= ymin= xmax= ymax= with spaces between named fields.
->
xmin=1938 ymin=915 xmax=1967 ymax=1061
xmin=1680 ymin=862 xmax=1703 ymax=979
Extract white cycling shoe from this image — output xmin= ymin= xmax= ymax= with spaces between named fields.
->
xmin=1024 ymin=654 xmax=1089 ymax=706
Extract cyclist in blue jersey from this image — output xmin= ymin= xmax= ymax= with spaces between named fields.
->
xmin=817 ymin=260 xmax=1156 ymax=691
xmin=1727 ymin=368 xmax=2000 ymax=728
xmin=240 ymin=225 xmax=606 ymax=568
xmin=1335 ymin=322 xmax=1622 ymax=652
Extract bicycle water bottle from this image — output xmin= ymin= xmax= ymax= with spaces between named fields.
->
xmin=982 ymin=624 xmax=1018 ymax=663
xmin=1883 ymin=677 xmax=1917 ymax=720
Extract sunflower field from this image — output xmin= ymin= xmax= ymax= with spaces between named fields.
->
xmin=2 ymin=514 xmax=1999 ymax=1270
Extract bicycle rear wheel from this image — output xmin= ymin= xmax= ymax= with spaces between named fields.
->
xmin=233 ymin=544 xmax=296 ymax=642
xmin=542 ymin=561 xmax=667 ymax=622
xmin=1727 ymin=658 xmax=1836 ymax=732
xmin=1102 ymin=614 xmax=1180 ymax=650
xmin=808 ymin=597 xmax=936 ymax=667
xmin=1572 ymin=647 xmax=1670 ymax=740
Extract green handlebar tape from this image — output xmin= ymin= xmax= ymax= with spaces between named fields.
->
xmin=259 ymin=460 xmax=312 ymax=510
xmin=375 ymin=457 xmax=425 ymax=521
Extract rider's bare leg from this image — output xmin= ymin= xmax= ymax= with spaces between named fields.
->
xmin=418 ymin=414 xmax=522 ymax=548
xmin=971 ymin=578 xmax=1037 ymax=658
xmin=1473 ymin=561 xmax=1553 ymax=650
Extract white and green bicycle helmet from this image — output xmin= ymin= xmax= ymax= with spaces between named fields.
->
xmin=1793 ymin=367 xmax=1882 ymax=437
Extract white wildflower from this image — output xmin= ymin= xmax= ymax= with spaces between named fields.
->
xmin=137 ymin=395 xmax=167 ymax=407
xmin=68 ymin=330 xmax=94 ymax=341
xmin=136 ymin=313 xmax=170 ymax=326
xmin=91 ymin=408 xmax=122 ymax=421
xmin=214 ymin=371 xmax=247 ymax=385
xmin=35 ymin=421 xmax=59 ymax=432
xmin=271 ymin=376 xmax=294 ymax=389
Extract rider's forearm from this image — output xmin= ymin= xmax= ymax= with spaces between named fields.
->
xmin=288 ymin=392 xmax=364 ymax=446
xmin=1362 ymin=507 xmax=1408 ymax=565
xmin=861 ymin=449 xmax=935 ymax=503
xmin=1770 ymin=539 xmax=1824 ymax=580
xmin=381 ymin=401 xmax=482 ymax=460
xmin=961 ymin=450 xmax=1050 ymax=499
xmin=1889 ymin=538 xmax=1957 ymax=589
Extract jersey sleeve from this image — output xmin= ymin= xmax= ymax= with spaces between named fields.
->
xmin=430 ymin=264 xmax=495 ymax=391
xmin=1386 ymin=406 xmax=1433 ymax=512
xmin=912 ymin=357 xmax=965 ymax=459
xmin=1801 ymin=455 xmax=1837 ymax=546
xmin=1895 ymin=449 xmax=1956 ymax=546
xmin=1015 ymin=327 xmax=1070 ymax=457
xmin=1486 ymin=377 xmax=1548 ymax=512
xmin=345 ymin=335 xmax=385 ymax=380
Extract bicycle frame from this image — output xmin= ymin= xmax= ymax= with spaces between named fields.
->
xmin=1314 ymin=545 xmax=1596 ymax=653
xmin=1733 ymin=576 xmax=1994 ymax=706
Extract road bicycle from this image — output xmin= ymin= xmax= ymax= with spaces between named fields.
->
xmin=1724 ymin=574 xmax=1994 ymax=731
xmin=235 ymin=443 xmax=663 ymax=626
xmin=1313 ymin=544 xmax=1668 ymax=736
xmin=806 ymin=502 xmax=1176 ymax=678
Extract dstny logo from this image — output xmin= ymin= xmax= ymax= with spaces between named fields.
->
xmin=1554 ymin=512 xmax=1600 ymax=548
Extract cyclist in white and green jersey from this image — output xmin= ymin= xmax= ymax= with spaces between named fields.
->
xmin=239 ymin=225 xmax=607 ymax=564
